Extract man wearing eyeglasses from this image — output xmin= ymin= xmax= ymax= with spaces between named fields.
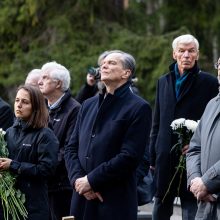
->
xmin=150 ymin=34 xmax=219 ymax=220
xmin=186 ymin=58 xmax=220 ymax=219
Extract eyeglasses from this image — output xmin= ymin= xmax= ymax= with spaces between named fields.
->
xmin=214 ymin=62 xmax=220 ymax=69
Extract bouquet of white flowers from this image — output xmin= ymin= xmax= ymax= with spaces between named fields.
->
xmin=0 ymin=128 xmax=28 ymax=220
xmin=162 ymin=118 xmax=199 ymax=202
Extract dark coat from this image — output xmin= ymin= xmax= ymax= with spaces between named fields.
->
xmin=75 ymin=82 xmax=98 ymax=104
xmin=65 ymin=82 xmax=152 ymax=220
xmin=5 ymin=119 xmax=59 ymax=220
xmin=149 ymin=62 xmax=219 ymax=198
xmin=48 ymin=89 xmax=81 ymax=191
xmin=0 ymin=97 xmax=14 ymax=130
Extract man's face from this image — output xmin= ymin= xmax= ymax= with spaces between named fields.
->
xmin=38 ymin=71 xmax=59 ymax=96
xmin=100 ymin=53 xmax=130 ymax=85
xmin=173 ymin=42 xmax=199 ymax=74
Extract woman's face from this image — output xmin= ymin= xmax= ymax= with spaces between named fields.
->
xmin=14 ymin=88 xmax=32 ymax=121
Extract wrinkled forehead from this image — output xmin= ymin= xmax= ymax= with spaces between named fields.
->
xmin=40 ymin=69 xmax=52 ymax=78
xmin=103 ymin=52 xmax=123 ymax=62
xmin=176 ymin=42 xmax=197 ymax=50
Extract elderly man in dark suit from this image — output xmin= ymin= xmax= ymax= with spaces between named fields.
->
xmin=0 ymin=97 xmax=14 ymax=130
xmin=149 ymin=34 xmax=219 ymax=220
xmin=65 ymin=50 xmax=152 ymax=220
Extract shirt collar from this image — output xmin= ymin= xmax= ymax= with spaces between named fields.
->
xmin=48 ymin=93 xmax=65 ymax=110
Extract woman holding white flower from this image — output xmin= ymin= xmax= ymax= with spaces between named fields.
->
xmin=0 ymin=85 xmax=59 ymax=220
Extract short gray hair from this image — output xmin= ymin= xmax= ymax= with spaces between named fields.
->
xmin=172 ymin=34 xmax=199 ymax=51
xmin=41 ymin=61 xmax=70 ymax=91
xmin=97 ymin=51 xmax=110 ymax=66
xmin=101 ymin=50 xmax=136 ymax=77
xmin=25 ymin=69 xmax=41 ymax=85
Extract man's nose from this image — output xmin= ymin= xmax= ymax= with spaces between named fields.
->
xmin=38 ymin=79 xmax=42 ymax=85
xmin=183 ymin=50 xmax=189 ymax=57
xmin=101 ymin=63 xmax=108 ymax=70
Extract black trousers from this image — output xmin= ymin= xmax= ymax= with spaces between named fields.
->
xmin=49 ymin=189 xmax=72 ymax=220
xmin=152 ymin=191 xmax=197 ymax=220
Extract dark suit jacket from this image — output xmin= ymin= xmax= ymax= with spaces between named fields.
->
xmin=48 ymin=89 xmax=81 ymax=191
xmin=149 ymin=62 xmax=219 ymax=198
xmin=65 ymin=82 xmax=152 ymax=220
xmin=0 ymin=98 xmax=14 ymax=130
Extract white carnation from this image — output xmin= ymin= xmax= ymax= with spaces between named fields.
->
xmin=0 ymin=128 xmax=6 ymax=136
xmin=184 ymin=119 xmax=198 ymax=132
xmin=170 ymin=118 xmax=185 ymax=130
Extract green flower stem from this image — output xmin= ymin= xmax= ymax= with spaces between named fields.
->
xmin=0 ymin=130 xmax=28 ymax=220
xmin=162 ymin=155 xmax=185 ymax=203
xmin=0 ymin=174 xmax=27 ymax=220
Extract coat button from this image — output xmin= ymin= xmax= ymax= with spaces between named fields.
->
xmin=91 ymin=134 xmax=95 ymax=138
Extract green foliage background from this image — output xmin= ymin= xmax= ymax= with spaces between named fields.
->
xmin=0 ymin=0 xmax=220 ymax=106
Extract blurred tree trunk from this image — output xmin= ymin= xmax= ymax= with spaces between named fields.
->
xmin=146 ymin=0 xmax=164 ymax=35
xmin=212 ymin=35 xmax=219 ymax=64
xmin=123 ymin=0 xmax=129 ymax=9
xmin=158 ymin=0 xmax=165 ymax=33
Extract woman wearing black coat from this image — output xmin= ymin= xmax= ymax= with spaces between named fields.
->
xmin=0 ymin=85 xmax=59 ymax=220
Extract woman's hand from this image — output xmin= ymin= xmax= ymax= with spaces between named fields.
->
xmin=0 ymin=158 xmax=12 ymax=170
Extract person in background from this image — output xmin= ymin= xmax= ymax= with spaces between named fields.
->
xmin=0 ymin=97 xmax=14 ymax=130
xmin=25 ymin=69 xmax=42 ymax=87
xmin=75 ymin=51 xmax=109 ymax=104
xmin=149 ymin=34 xmax=219 ymax=220
xmin=65 ymin=50 xmax=152 ymax=220
xmin=186 ymin=57 xmax=220 ymax=220
xmin=75 ymin=67 xmax=100 ymax=104
xmin=38 ymin=61 xmax=81 ymax=220
xmin=76 ymin=64 xmax=140 ymax=104
xmin=130 ymin=76 xmax=140 ymax=96
xmin=0 ymin=85 xmax=59 ymax=220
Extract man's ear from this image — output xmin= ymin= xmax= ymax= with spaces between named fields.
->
xmin=173 ymin=51 xmax=177 ymax=60
xmin=122 ymin=70 xmax=131 ymax=79
xmin=196 ymin=50 xmax=199 ymax=60
xmin=56 ymin=80 xmax=62 ymax=89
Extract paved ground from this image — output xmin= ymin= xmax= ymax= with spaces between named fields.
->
xmin=138 ymin=199 xmax=182 ymax=220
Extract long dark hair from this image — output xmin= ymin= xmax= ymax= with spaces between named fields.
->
xmin=16 ymin=85 xmax=49 ymax=128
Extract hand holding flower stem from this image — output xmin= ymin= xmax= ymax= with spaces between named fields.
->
xmin=162 ymin=119 xmax=199 ymax=203
xmin=0 ymin=128 xmax=28 ymax=220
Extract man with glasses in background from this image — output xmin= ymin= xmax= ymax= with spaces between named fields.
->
xmin=186 ymin=58 xmax=220 ymax=219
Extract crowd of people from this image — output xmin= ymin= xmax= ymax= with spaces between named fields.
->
xmin=0 ymin=34 xmax=219 ymax=220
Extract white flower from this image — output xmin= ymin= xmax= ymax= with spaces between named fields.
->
xmin=0 ymin=128 xmax=5 ymax=136
xmin=185 ymin=119 xmax=198 ymax=132
xmin=170 ymin=118 xmax=185 ymax=130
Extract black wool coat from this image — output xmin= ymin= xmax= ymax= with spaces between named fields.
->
xmin=149 ymin=62 xmax=219 ymax=198
xmin=4 ymin=119 xmax=59 ymax=220
xmin=65 ymin=82 xmax=152 ymax=220
xmin=48 ymin=89 xmax=81 ymax=191
xmin=0 ymin=97 xmax=14 ymax=130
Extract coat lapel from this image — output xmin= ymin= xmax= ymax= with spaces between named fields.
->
xmin=205 ymin=97 xmax=220 ymax=137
